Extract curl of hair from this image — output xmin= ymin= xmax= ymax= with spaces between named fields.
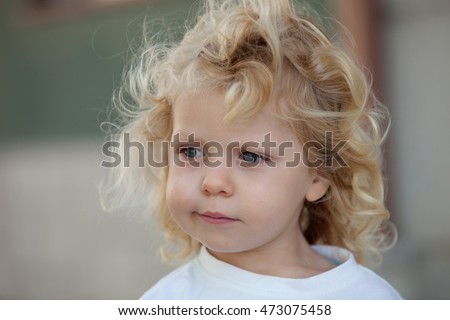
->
xmin=102 ymin=0 xmax=396 ymax=265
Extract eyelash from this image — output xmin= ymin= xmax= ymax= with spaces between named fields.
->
xmin=239 ymin=151 xmax=269 ymax=166
xmin=177 ymin=146 xmax=270 ymax=166
xmin=178 ymin=146 xmax=203 ymax=159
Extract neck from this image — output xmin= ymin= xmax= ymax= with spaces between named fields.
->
xmin=208 ymin=231 xmax=335 ymax=279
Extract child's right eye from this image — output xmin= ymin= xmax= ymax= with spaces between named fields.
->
xmin=179 ymin=147 xmax=203 ymax=159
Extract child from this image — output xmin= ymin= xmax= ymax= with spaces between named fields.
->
xmin=105 ymin=0 xmax=401 ymax=299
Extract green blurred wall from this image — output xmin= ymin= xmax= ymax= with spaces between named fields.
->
xmin=0 ymin=0 xmax=328 ymax=142
xmin=0 ymin=0 xmax=197 ymax=142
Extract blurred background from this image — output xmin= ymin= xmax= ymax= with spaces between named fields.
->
xmin=0 ymin=0 xmax=449 ymax=299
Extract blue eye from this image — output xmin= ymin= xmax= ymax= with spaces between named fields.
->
xmin=240 ymin=151 xmax=264 ymax=165
xmin=180 ymin=147 xmax=203 ymax=159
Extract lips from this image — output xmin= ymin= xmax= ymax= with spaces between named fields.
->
xmin=198 ymin=211 xmax=239 ymax=224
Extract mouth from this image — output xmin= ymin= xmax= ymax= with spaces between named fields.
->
xmin=198 ymin=211 xmax=239 ymax=224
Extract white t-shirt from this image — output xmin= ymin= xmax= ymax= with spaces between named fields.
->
xmin=140 ymin=245 xmax=401 ymax=299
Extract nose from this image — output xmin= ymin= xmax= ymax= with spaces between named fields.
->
xmin=201 ymin=165 xmax=234 ymax=197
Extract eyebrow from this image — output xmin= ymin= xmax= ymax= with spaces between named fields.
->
xmin=171 ymin=132 xmax=206 ymax=144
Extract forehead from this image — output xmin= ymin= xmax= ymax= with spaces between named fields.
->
xmin=171 ymin=90 xmax=298 ymax=144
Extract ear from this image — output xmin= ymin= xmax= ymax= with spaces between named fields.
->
xmin=305 ymin=175 xmax=330 ymax=202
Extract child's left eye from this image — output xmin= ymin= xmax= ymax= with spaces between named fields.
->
xmin=240 ymin=151 xmax=267 ymax=166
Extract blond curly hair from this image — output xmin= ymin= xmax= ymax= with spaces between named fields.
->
xmin=103 ymin=0 xmax=396 ymax=265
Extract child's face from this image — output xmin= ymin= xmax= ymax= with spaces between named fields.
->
xmin=166 ymin=90 xmax=328 ymax=256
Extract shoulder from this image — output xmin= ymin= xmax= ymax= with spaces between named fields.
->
xmin=140 ymin=260 xmax=198 ymax=300
xmin=346 ymin=264 xmax=402 ymax=299
xmin=312 ymin=245 xmax=402 ymax=299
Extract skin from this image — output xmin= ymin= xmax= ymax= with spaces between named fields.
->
xmin=166 ymin=90 xmax=335 ymax=278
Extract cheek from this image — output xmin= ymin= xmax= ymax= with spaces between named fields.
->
xmin=244 ymin=168 xmax=310 ymax=215
xmin=166 ymin=168 xmax=198 ymax=215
